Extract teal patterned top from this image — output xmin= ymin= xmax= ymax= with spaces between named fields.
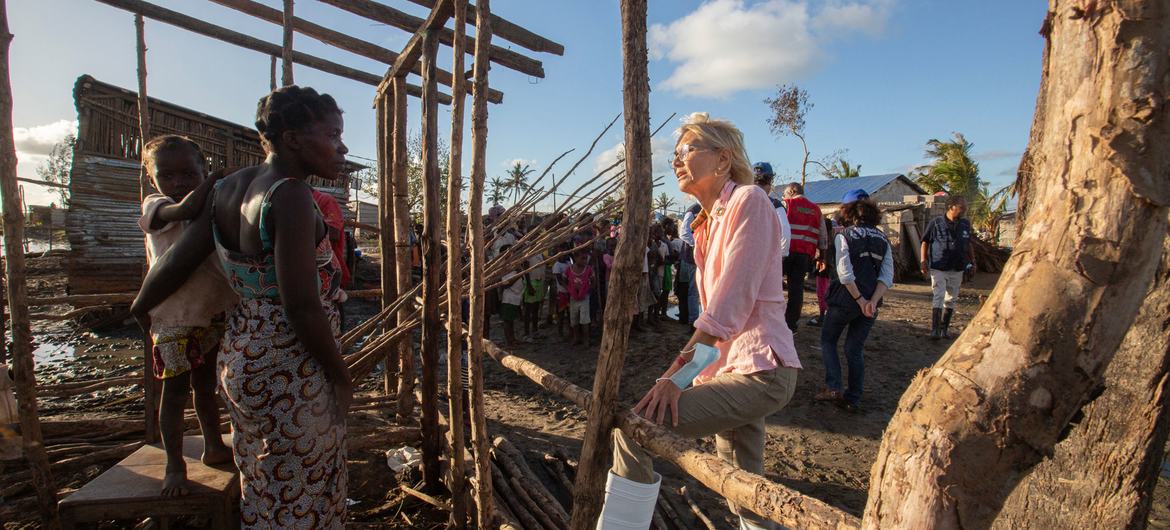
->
xmin=212 ymin=178 xmax=340 ymax=300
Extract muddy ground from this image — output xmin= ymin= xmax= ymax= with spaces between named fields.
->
xmin=4 ymin=251 xmax=1170 ymax=529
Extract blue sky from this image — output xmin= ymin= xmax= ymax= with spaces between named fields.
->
xmin=9 ymin=0 xmax=1046 ymax=210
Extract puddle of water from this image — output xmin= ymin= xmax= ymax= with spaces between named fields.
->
xmin=33 ymin=341 xmax=76 ymax=364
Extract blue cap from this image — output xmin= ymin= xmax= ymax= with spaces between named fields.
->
xmin=841 ymin=189 xmax=870 ymax=204
xmin=752 ymin=162 xmax=774 ymax=177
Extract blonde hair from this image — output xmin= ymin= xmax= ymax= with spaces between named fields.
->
xmin=676 ymin=112 xmax=754 ymax=186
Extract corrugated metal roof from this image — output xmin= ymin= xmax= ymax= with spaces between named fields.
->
xmin=802 ymin=174 xmax=922 ymax=204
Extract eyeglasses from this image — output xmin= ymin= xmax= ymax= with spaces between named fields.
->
xmin=670 ymin=143 xmax=709 ymax=165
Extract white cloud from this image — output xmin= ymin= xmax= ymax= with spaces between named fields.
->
xmin=649 ymin=0 xmax=893 ymax=97
xmin=14 ymin=119 xmax=76 ymax=157
xmin=505 ymin=158 xmax=537 ymax=170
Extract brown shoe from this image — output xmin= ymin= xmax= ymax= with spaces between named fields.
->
xmin=814 ymin=388 xmax=842 ymax=402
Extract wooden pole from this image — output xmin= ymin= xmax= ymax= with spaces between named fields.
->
xmin=466 ymin=0 xmax=493 ymax=526
xmin=402 ymin=0 xmax=564 ymax=56
xmin=269 ymin=55 xmax=276 ymax=91
xmin=391 ymin=77 xmax=415 ymax=422
xmin=0 ymin=2 xmax=60 ymax=526
xmin=317 ymin=0 xmax=545 ymax=79
xmin=484 ymin=342 xmax=860 ymax=529
xmin=568 ymin=0 xmax=653 ymax=528
xmin=444 ymin=1 xmax=468 ymax=527
xmin=376 ymin=95 xmax=397 ymax=394
xmin=207 ymin=0 xmax=503 ymax=103
xmin=134 ymin=11 xmax=160 ymax=446
xmin=92 ymin=0 xmax=449 ymax=103
xmin=418 ymin=27 xmax=443 ymax=492
xmin=280 ymin=0 xmax=293 ymax=85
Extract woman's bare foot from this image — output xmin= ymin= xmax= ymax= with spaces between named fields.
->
xmin=161 ymin=469 xmax=189 ymax=497
xmin=201 ymin=439 xmax=233 ymax=466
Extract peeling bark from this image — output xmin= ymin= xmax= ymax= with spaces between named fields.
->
xmin=863 ymin=2 xmax=1170 ymax=528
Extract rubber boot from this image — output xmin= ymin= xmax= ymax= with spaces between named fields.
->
xmin=597 ymin=471 xmax=661 ymax=529
xmin=942 ymin=308 xmax=955 ymax=339
xmin=929 ymin=308 xmax=942 ymax=340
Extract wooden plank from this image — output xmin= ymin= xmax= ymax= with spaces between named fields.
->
xmin=379 ymin=0 xmax=453 ymax=92
xmin=207 ymin=0 xmax=503 ymax=103
xmin=90 ymin=0 xmax=451 ymax=104
xmin=319 ymin=0 xmax=545 ymax=79
xmin=403 ymin=0 xmax=564 ymax=56
xmin=569 ymin=1 xmax=653 ymax=528
xmin=0 ymin=2 xmax=60 ymax=525
xmin=58 ymin=436 xmax=238 ymax=526
xmin=466 ymin=0 xmax=494 ymax=527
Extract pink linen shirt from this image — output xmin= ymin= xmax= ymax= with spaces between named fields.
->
xmin=692 ymin=182 xmax=801 ymax=385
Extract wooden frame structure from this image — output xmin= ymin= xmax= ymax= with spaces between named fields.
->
xmin=7 ymin=0 xmax=1166 ymax=529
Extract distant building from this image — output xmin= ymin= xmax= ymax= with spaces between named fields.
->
xmin=801 ymin=173 xmax=927 ymax=213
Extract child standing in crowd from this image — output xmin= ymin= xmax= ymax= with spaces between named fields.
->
xmin=522 ymin=253 xmax=546 ymax=338
xmin=136 ymin=135 xmax=236 ymax=496
xmin=552 ymin=250 xmax=572 ymax=337
xmin=566 ymin=249 xmax=593 ymax=346
xmin=499 ymin=248 xmax=525 ymax=347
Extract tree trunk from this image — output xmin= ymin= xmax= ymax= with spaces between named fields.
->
xmin=863 ymin=3 xmax=1170 ymax=529
xmin=994 ymin=233 xmax=1170 ymax=529
xmin=567 ymin=2 xmax=652 ymax=527
xmin=0 ymin=2 xmax=60 ymax=525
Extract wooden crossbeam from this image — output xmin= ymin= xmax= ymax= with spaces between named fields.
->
xmin=207 ymin=0 xmax=503 ymax=103
xmin=403 ymin=0 xmax=564 ymax=56
xmin=92 ymin=0 xmax=453 ymax=104
xmin=319 ymin=0 xmax=546 ymax=79
xmin=378 ymin=0 xmax=452 ymax=95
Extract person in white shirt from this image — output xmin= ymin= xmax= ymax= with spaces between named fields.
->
xmin=752 ymin=162 xmax=791 ymax=258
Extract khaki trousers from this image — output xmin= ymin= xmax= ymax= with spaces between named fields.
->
xmin=611 ymin=366 xmax=798 ymax=529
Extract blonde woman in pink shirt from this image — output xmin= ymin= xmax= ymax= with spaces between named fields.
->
xmin=596 ymin=113 xmax=800 ymax=530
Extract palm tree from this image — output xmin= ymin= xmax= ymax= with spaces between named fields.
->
xmin=654 ymin=192 xmax=676 ymax=216
xmin=504 ymin=161 xmax=534 ymax=206
xmin=913 ymin=132 xmax=981 ymax=199
xmin=487 ymin=177 xmax=508 ymax=207
xmin=823 ymin=159 xmax=861 ymax=179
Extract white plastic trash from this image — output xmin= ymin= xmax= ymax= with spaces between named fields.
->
xmin=385 ymin=446 xmax=422 ymax=473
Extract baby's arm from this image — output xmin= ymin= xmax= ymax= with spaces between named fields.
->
xmin=149 ymin=169 xmax=227 ymax=229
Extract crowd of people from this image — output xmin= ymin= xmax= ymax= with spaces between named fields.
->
xmin=125 ymin=81 xmax=977 ymax=529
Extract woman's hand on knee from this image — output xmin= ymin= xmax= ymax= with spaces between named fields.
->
xmin=633 ymin=380 xmax=682 ymax=427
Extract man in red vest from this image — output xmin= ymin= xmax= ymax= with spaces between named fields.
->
xmin=782 ymin=182 xmax=827 ymax=332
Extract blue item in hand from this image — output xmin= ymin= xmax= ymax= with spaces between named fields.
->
xmin=669 ymin=343 xmax=719 ymax=390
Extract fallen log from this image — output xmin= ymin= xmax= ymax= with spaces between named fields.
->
xmin=401 ymin=484 xmax=452 ymax=511
xmin=491 ymin=460 xmax=543 ymax=530
xmin=483 ymin=341 xmax=860 ymax=529
xmin=493 ymin=438 xmax=568 ymax=529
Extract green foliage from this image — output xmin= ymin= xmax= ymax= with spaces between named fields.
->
xmin=503 ymin=161 xmax=534 ymax=206
xmin=488 ymin=177 xmax=508 ymax=208
xmin=822 ymin=157 xmax=861 ymax=179
xmin=912 ymin=132 xmax=981 ymax=199
xmin=654 ymin=192 xmax=676 ymax=216
xmin=36 ymin=134 xmax=75 ymax=205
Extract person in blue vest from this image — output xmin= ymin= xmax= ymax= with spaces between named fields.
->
xmin=815 ymin=189 xmax=893 ymax=413
xmin=920 ymin=195 xmax=975 ymax=340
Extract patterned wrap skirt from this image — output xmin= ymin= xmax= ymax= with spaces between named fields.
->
xmin=218 ymin=297 xmax=346 ymax=530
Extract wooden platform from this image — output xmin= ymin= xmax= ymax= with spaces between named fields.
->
xmin=58 ymin=435 xmax=239 ymax=529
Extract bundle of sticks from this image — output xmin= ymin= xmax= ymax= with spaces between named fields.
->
xmin=972 ymin=237 xmax=1011 ymax=273
xmin=339 ymin=112 xmax=677 ymax=386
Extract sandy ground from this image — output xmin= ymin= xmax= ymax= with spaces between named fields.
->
xmin=7 ymin=250 xmax=1170 ymax=529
